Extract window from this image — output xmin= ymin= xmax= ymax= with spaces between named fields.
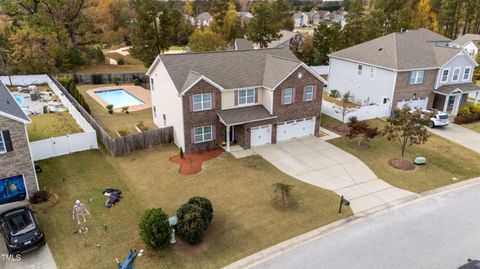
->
xmin=452 ymin=67 xmax=461 ymax=82
xmin=153 ymin=106 xmax=157 ymax=118
xmin=382 ymin=97 xmax=389 ymax=104
xmin=193 ymin=93 xmax=212 ymax=111
xmin=0 ymin=132 xmax=5 ymax=154
xmin=357 ymin=65 xmax=363 ymax=76
xmin=409 ymin=70 xmax=425 ymax=84
xmin=369 ymin=67 xmax=376 ymax=79
xmin=463 ymin=67 xmax=472 ymax=80
xmin=282 ymin=88 xmax=293 ymax=104
xmin=441 ymin=69 xmax=449 ymax=82
xmin=150 ymin=78 xmax=154 ymax=91
xmin=163 ymin=114 xmax=167 ymax=126
xmin=304 ymin=85 xmax=314 ymax=101
xmin=194 ymin=126 xmax=212 ymax=143
xmin=238 ymin=89 xmax=255 ymax=105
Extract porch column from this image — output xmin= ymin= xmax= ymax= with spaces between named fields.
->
xmin=452 ymin=95 xmax=461 ymax=116
xmin=443 ymin=94 xmax=449 ymax=113
xmin=226 ymin=125 xmax=230 ymax=152
xmin=475 ymin=91 xmax=480 ymax=105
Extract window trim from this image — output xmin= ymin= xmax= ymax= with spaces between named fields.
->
xmin=237 ymin=88 xmax=255 ymax=106
xmin=150 ymin=78 xmax=154 ymax=91
xmin=369 ymin=67 xmax=376 ymax=80
xmin=192 ymin=93 xmax=212 ymax=111
xmin=357 ymin=65 xmax=363 ymax=76
xmin=0 ymin=132 xmax=5 ymax=154
xmin=304 ymin=85 xmax=314 ymax=101
xmin=409 ymin=70 xmax=425 ymax=85
xmin=452 ymin=67 xmax=461 ymax=82
xmin=193 ymin=125 xmax=213 ymax=144
xmin=441 ymin=68 xmax=450 ymax=82
xmin=463 ymin=67 xmax=472 ymax=81
xmin=283 ymin=88 xmax=293 ymax=105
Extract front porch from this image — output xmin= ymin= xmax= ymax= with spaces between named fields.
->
xmin=433 ymin=83 xmax=480 ymax=116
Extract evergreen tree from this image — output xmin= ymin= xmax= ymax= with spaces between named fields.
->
xmin=246 ymin=1 xmax=281 ymax=48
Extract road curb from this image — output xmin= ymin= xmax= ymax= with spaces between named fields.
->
xmin=223 ymin=176 xmax=480 ymax=269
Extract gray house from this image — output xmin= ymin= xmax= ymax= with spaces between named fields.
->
xmin=0 ymin=81 xmax=38 ymax=205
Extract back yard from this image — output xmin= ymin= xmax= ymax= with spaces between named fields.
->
xmin=321 ymin=115 xmax=480 ymax=193
xmin=28 ymin=113 xmax=83 ymax=141
xmin=35 ymin=146 xmax=351 ymax=269
xmin=77 ymin=84 xmax=155 ymax=136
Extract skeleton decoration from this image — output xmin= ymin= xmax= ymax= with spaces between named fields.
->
xmin=170 ymin=228 xmax=176 ymax=245
xmin=72 ymin=200 xmax=91 ymax=233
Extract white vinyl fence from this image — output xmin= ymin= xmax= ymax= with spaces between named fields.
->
xmin=0 ymin=75 xmax=98 ymax=160
xmin=322 ymin=99 xmax=391 ymax=123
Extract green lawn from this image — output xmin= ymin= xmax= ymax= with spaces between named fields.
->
xmin=35 ymin=146 xmax=351 ymax=269
xmin=76 ymin=84 xmax=155 ymax=136
xmin=28 ymin=113 xmax=83 ymax=141
xmin=321 ymin=115 xmax=480 ymax=193
xmin=462 ymin=122 xmax=480 ymax=133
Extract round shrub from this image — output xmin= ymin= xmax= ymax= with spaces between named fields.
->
xmin=459 ymin=105 xmax=472 ymax=116
xmin=471 ymin=104 xmax=480 ymax=114
xmin=139 ymin=208 xmax=172 ymax=249
xmin=187 ymin=196 xmax=213 ymax=224
xmin=176 ymin=203 xmax=207 ymax=245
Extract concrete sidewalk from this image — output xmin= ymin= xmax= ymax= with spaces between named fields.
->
xmin=0 ymin=243 xmax=57 ymax=269
xmin=429 ymin=123 xmax=480 ymax=153
xmin=244 ymin=135 xmax=415 ymax=215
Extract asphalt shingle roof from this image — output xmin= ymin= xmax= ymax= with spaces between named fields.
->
xmin=234 ymin=38 xmax=255 ymax=50
xmin=160 ymin=48 xmax=301 ymax=92
xmin=452 ymin=34 xmax=480 ymax=46
xmin=218 ymin=105 xmax=277 ymax=125
xmin=0 ymin=81 xmax=30 ymax=123
xmin=435 ymin=82 xmax=480 ymax=94
xmin=329 ymin=29 xmax=459 ymax=70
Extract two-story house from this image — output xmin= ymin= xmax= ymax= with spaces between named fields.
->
xmin=328 ymin=29 xmax=480 ymax=117
xmin=293 ymin=12 xmax=309 ymax=28
xmin=452 ymin=33 xmax=480 ymax=58
xmin=0 ymin=82 xmax=39 ymax=206
xmin=146 ymin=48 xmax=326 ymax=152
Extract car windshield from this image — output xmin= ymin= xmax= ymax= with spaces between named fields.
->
xmin=4 ymin=209 xmax=35 ymax=236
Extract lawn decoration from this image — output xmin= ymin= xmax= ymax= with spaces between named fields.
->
xmin=103 ymin=188 xmax=122 ymax=208
xmin=116 ymin=249 xmax=143 ymax=269
xmin=72 ymin=200 xmax=91 ymax=233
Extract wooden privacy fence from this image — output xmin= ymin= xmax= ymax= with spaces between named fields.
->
xmin=50 ymin=75 xmax=173 ymax=156
xmin=58 ymin=72 xmax=148 ymax=85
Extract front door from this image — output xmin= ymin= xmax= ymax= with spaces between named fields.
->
xmin=250 ymin=125 xmax=272 ymax=147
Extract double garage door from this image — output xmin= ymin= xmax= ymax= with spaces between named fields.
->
xmin=396 ymin=98 xmax=428 ymax=110
xmin=277 ymin=117 xmax=316 ymax=142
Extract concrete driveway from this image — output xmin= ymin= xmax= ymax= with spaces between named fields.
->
xmin=251 ymin=137 xmax=415 ymax=215
xmin=428 ymin=123 xmax=480 ymax=153
xmin=0 ymin=239 xmax=56 ymax=269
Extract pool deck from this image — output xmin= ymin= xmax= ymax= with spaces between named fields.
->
xmin=86 ymin=85 xmax=151 ymax=113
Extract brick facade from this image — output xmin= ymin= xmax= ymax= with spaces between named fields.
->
xmin=393 ymin=70 xmax=437 ymax=108
xmin=0 ymin=117 xmax=38 ymax=198
xmin=182 ymin=80 xmax=223 ymax=152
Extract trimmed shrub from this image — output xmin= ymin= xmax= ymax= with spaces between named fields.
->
xmin=176 ymin=203 xmax=208 ymax=244
xmin=470 ymin=104 xmax=480 ymax=114
xmin=459 ymin=105 xmax=472 ymax=116
xmin=132 ymin=79 xmax=140 ymax=86
xmin=106 ymin=104 xmax=114 ymax=114
xmin=117 ymin=58 xmax=125 ymax=65
xmin=179 ymin=147 xmax=184 ymax=159
xmin=113 ymin=77 xmax=121 ymax=85
xmin=117 ymin=127 xmax=131 ymax=137
xmin=454 ymin=114 xmax=479 ymax=124
xmin=92 ymin=74 xmax=102 ymax=84
xmin=30 ymin=190 xmax=50 ymax=204
xmin=139 ymin=208 xmax=172 ymax=249
xmin=187 ymin=196 xmax=213 ymax=225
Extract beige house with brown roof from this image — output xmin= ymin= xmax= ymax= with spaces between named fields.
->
xmin=328 ymin=29 xmax=480 ymax=117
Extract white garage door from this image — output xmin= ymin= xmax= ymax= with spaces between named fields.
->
xmin=396 ymin=98 xmax=428 ymax=110
xmin=277 ymin=117 xmax=316 ymax=142
xmin=251 ymin=124 xmax=272 ymax=147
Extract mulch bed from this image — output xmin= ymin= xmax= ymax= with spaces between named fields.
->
xmin=333 ymin=124 xmax=350 ymax=134
xmin=170 ymin=148 xmax=223 ymax=175
xmin=389 ymin=159 xmax=415 ymax=171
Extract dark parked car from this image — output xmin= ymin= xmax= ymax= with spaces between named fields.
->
xmin=0 ymin=207 xmax=45 ymax=255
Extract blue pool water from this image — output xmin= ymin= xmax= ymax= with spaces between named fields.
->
xmin=95 ymin=89 xmax=144 ymax=108
xmin=12 ymin=94 xmax=28 ymax=110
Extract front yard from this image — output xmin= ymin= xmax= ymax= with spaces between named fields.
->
xmin=462 ymin=122 xmax=480 ymax=133
xmin=77 ymin=84 xmax=155 ymax=136
xmin=28 ymin=112 xmax=83 ymax=141
xmin=35 ymin=146 xmax=351 ymax=269
xmin=321 ymin=115 xmax=480 ymax=193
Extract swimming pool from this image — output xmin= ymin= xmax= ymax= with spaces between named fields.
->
xmin=95 ymin=89 xmax=144 ymax=108
xmin=12 ymin=93 xmax=28 ymax=110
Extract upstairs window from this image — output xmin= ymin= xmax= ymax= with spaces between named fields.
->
xmin=452 ymin=67 xmax=461 ymax=82
xmin=282 ymin=88 xmax=293 ymax=104
xmin=441 ymin=69 xmax=449 ymax=82
xmin=463 ymin=67 xmax=472 ymax=80
xmin=193 ymin=93 xmax=212 ymax=111
xmin=369 ymin=67 xmax=376 ymax=80
xmin=357 ymin=65 xmax=363 ymax=76
xmin=409 ymin=70 xmax=425 ymax=84
xmin=0 ymin=132 xmax=5 ymax=154
xmin=238 ymin=89 xmax=255 ymax=105
xmin=304 ymin=85 xmax=314 ymax=101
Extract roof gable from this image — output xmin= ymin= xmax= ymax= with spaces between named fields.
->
xmin=0 ymin=81 xmax=30 ymax=124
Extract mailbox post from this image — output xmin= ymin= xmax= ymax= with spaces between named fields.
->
xmin=338 ymin=195 xmax=350 ymax=214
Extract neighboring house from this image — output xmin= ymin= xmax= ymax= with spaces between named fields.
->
xmin=293 ymin=12 xmax=309 ymax=28
xmin=328 ymin=29 xmax=480 ymax=117
xmin=452 ymin=34 xmax=480 ymax=58
xmin=196 ymin=12 xmax=211 ymax=27
xmin=0 ymin=81 xmax=39 ymax=206
xmin=234 ymin=31 xmax=303 ymax=50
xmin=146 ymin=48 xmax=327 ymax=153
xmin=332 ymin=10 xmax=348 ymax=27
xmin=184 ymin=14 xmax=195 ymax=26
xmin=307 ymin=10 xmax=331 ymax=26
xmin=237 ymin=11 xmax=253 ymax=23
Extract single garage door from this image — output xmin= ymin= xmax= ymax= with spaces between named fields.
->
xmin=250 ymin=124 xmax=272 ymax=147
xmin=277 ymin=117 xmax=315 ymax=142
xmin=396 ymin=97 xmax=428 ymax=110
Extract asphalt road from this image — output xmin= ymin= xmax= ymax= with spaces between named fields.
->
xmin=253 ymin=183 xmax=480 ymax=269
